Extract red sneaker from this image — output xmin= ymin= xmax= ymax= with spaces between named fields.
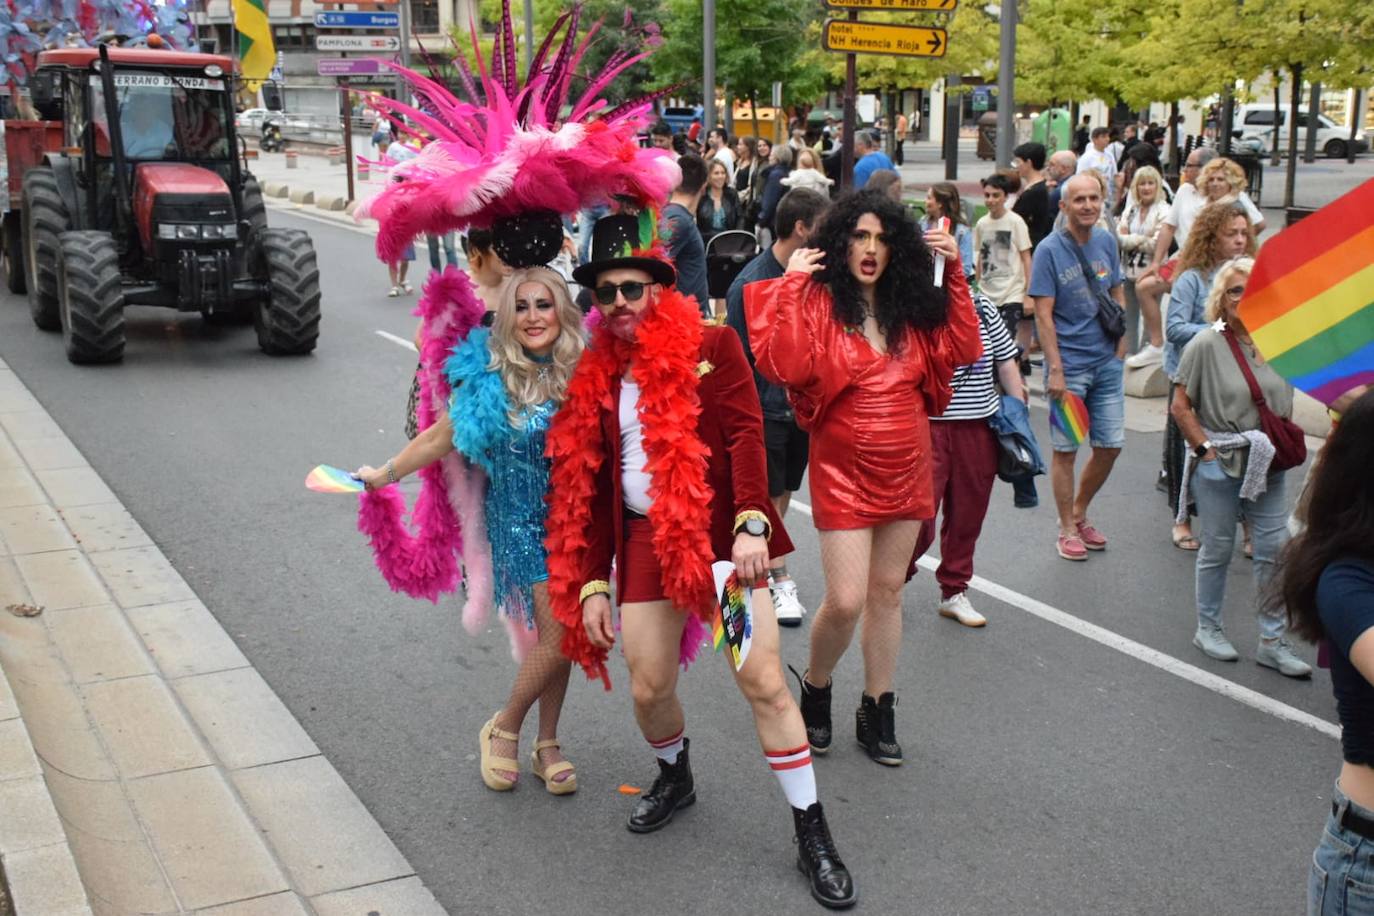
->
xmin=1057 ymin=534 xmax=1088 ymax=561
xmin=1076 ymin=520 xmax=1108 ymax=550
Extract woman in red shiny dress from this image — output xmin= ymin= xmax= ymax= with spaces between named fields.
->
xmin=745 ymin=190 xmax=982 ymax=766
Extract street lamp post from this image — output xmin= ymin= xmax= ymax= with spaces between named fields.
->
xmin=524 ymin=0 xmax=536 ymax=74
xmin=995 ymin=0 xmax=1016 ymax=167
xmin=703 ymin=0 xmax=716 ymax=133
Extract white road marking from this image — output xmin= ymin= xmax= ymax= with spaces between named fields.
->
xmin=786 ymin=498 xmax=1339 ymax=741
xmin=375 ymin=330 xmax=417 ymax=352
xmin=264 ymin=199 xmax=377 ymax=237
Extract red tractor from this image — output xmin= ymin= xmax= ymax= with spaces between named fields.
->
xmin=2 ymin=44 xmax=321 ymax=363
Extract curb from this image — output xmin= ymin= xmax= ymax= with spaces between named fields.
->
xmin=0 ymin=661 xmax=93 ymax=916
xmin=0 ymin=359 xmax=445 ymax=915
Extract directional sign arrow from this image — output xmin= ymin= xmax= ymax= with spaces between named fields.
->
xmin=821 ymin=20 xmax=949 ymax=59
xmin=825 ymin=0 xmax=956 ymax=9
xmin=928 ymin=31 xmax=942 ymax=53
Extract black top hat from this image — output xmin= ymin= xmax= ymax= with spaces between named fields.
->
xmin=571 ymin=213 xmax=677 ymax=288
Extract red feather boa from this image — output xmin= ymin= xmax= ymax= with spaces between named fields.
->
xmin=544 ymin=285 xmax=715 ymax=688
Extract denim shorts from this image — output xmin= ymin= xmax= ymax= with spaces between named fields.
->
xmin=1048 ymin=358 xmax=1125 ymax=452
xmin=1310 ymin=782 xmax=1374 ymax=915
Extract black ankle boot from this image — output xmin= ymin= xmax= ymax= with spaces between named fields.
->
xmin=856 ymin=692 xmax=902 ymax=765
xmin=627 ymin=738 xmax=695 ymax=833
xmin=790 ymin=665 xmax=832 ymax=754
xmin=792 ymin=801 xmax=856 ymax=909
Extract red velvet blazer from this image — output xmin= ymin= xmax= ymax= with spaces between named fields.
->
xmin=578 ymin=324 xmax=793 ymax=598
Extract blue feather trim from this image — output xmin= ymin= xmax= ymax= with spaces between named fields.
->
xmin=445 ymin=329 xmax=514 ymax=475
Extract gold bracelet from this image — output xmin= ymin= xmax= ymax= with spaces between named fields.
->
xmin=733 ymin=509 xmax=771 ymax=538
xmin=578 ymin=580 xmax=611 ymax=604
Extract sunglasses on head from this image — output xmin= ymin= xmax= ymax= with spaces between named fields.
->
xmin=593 ymin=281 xmax=654 ymax=306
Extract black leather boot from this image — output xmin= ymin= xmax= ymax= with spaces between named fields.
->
xmin=627 ymin=738 xmax=695 ymax=833
xmin=856 ymin=692 xmax=902 ymax=765
xmin=790 ymin=665 xmax=832 ymax=754
xmin=793 ymin=802 xmax=857 ymax=909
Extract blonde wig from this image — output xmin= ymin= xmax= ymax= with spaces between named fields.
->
xmin=1203 ymin=256 xmax=1255 ymax=324
xmin=488 ymin=266 xmax=585 ymax=426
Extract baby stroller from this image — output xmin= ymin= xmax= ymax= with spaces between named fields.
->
xmin=706 ymin=230 xmax=760 ymax=300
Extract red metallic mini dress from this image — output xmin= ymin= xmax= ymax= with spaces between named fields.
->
xmin=744 ymin=265 xmax=982 ymax=530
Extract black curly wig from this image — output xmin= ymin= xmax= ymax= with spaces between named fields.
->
xmin=813 ymin=189 xmax=943 ymax=352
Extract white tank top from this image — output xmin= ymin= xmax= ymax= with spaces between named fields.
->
xmin=619 ymin=381 xmax=653 ymax=515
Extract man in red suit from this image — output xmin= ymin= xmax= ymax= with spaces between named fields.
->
xmin=545 ymin=214 xmax=855 ymax=910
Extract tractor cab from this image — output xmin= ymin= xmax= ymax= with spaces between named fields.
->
xmin=3 ymin=44 xmax=320 ymax=364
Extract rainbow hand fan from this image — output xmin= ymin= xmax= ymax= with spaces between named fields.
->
xmin=1050 ymin=392 xmax=1090 ymax=447
xmin=306 ymin=465 xmax=365 ymax=494
xmin=710 ymin=561 xmax=754 ymax=672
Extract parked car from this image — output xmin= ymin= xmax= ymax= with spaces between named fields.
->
xmin=1235 ymin=104 xmax=1368 ymax=158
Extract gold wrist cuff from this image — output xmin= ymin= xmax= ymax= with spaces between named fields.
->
xmin=579 ymin=580 xmax=611 ymax=604
xmin=733 ymin=509 xmax=770 ymax=537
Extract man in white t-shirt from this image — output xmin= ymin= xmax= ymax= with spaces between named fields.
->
xmin=973 ymin=173 xmax=1033 ymax=353
xmin=706 ymin=127 xmax=736 ymax=181
xmin=1076 ymin=127 xmax=1118 ymax=209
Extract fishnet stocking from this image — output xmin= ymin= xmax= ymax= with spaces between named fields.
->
xmin=490 ymin=583 xmax=572 ymax=783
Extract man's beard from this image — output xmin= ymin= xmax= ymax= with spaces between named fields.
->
xmin=604 ymin=306 xmax=646 ymax=342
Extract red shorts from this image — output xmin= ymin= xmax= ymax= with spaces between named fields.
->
xmin=619 ymin=516 xmax=668 ymax=603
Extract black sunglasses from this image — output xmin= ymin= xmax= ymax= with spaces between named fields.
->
xmin=1226 ymin=285 xmax=1246 ymax=298
xmin=593 ymin=281 xmax=654 ymax=305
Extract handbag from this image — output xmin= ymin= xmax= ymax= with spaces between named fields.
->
xmin=1063 ymin=230 xmax=1126 ymax=341
xmin=964 ymin=301 xmax=1045 ymax=480
xmin=1220 ymin=329 xmax=1306 ymax=472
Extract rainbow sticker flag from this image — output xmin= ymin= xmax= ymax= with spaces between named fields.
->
xmin=710 ymin=561 xmax=753 ymax=671
xmin=305 ymin=465 xmax=365 ymax=494
xmin=1050 ymin=392 xmax=1090 ymax=446
xmin=1239 ymin=178 xmax=1374 ymax=406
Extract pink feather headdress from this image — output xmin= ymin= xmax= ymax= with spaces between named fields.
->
xmin=355 ymin=0 xmax=682 ymax=262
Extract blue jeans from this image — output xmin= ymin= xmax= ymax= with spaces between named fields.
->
xmin=427 ymin=233 xmax=458 ymax=271
xmin=1191 ymin=458 xmax=1288 ymax=640
xmin=1311 ymin=782 xmax=1374 ymax=915
xmin=1047 ymin=358 xmax=1125 ymax=452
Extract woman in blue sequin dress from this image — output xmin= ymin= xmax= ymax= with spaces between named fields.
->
xmin=358 ymin=266 xmax=586 ymax=794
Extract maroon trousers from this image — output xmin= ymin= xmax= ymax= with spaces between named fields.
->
xmin=909 ymin=419 xmax=1000 ymax=598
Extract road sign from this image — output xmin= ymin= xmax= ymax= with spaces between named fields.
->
xmin=822 ymin=20 xmax=947 ymax=58
xmin=315 ymin=35 xmax=401 ymax=52
xmin=825 ymin=0 xmax=956 ymax=9
xmin=317 ymin=58 xmax=384 ymax=76
xmin=313 ymin=11 xmax=399 ymax=28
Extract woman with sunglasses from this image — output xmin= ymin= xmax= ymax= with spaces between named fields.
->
xmin=357 ymin=267 xmax=588 ymax=793
xmin=1162 ymin=202 xmax=1257 ymax=553
xmin=745 ymin=189 xmax=982 ymax=766
xmin=1169 ymin=257 xmax=1311 ymax=678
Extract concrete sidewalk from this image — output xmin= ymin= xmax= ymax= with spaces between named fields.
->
xmin=0 ymin=361 xmax=444 ymax=914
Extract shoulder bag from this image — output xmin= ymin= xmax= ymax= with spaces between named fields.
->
xmin=1220 ymin=329 xmax=1306 ymax=472
xmin=1062 ymin=229 xmax=1126 ymax=341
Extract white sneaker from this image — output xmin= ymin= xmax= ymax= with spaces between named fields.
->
xmin=1125 ymin=343 xmax=1164 ymax=369
xmin=938 ymin=592 xmax=986 ymax=628
xmin=770 ymin=578 xmax=806 ymax=628
xmin=387 ymin=286 xmax=401 ymax=298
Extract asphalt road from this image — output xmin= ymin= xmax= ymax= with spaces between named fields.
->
xmin=0 ymin=206 xmax=1339 ymax=916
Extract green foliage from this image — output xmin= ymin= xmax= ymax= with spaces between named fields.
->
xmin=652 ymin=0 xmax=828 ymax=106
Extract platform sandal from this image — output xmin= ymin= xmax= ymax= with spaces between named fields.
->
xmin=479 ymin=715 xmax=520 ymax=791
xmin=530 ymin=739 xmax=577 ymax=796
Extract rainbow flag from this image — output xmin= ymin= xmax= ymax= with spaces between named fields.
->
xmin=1240 ymin=178 xmax=1374 ymax=406
xmin=1050 ymin=392 xmax=1090 ymax=446
xmin=305 ymin=465 xmax=365 ymax=494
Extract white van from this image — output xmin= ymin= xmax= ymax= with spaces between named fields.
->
xmin=1235 ymin=104 xmax=1368 ymax=158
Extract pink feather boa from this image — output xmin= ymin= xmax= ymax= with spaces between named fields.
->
xmin=358 ymin=268 xmax=523 ymax=655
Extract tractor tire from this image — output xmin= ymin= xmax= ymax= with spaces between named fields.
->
xmin=3 ymin=213 xmax=25 ymax=294
xmin=56 ymin=231 xmax=125 ymax=365
xmin=21 ymin=167 xmax=71 ymax=331
xmin=253 ymin=229 xmax=320 ymax=355
xmin=242 ymin=177 xmax=268 ymax=237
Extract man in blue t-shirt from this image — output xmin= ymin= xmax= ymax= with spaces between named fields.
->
xmin=1029 ymin=172 xmax=1128 ymax=562
xmin=660 ymin=154 xmax=711 ymax=316
xmin=852 ymin=130 xmax=894 ymax=190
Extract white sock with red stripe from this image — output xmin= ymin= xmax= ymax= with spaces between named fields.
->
xmin=766 ymin=744 xmax=817 ymax=809
xmin=648 ymin=729 xmax=685 ymax=765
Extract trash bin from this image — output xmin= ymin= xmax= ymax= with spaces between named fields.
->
xmin=976 ymin=111 xmax=998 ymax=161
xmin=1031 ymin=108 xmax=1072 ymax=154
